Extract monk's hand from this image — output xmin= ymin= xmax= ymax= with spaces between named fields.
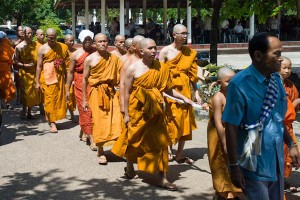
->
xmin=229 ymin=165 xmax=246 ymax=194
xmin=195 ymin=90 xmax=202 ymax=104
xmin=35 ymin=83 xmax=40 ymax=92
xmin=289 ymin=146 xmax=300 ymax=169
xmin=183 ymin=97 xmax=194 ymax=106
xmin=82 ymin=100 xmax=88 ymax=112
xmin=201 ymin=102 xmax=209 ymax=111
xmin=124 ymin=114 xmax=129 ymax=127
xmin=66 ymin=91 xmax=70 ymax=102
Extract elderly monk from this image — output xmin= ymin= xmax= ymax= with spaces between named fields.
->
xmin=110 ymin=34 xmax=127 ymax=57
xmin=159 ymin=24 xmax=201 ymax=163
xmin=119 ymin=35 xmax=144 ymax=113
xmin=36 ymin=28 xmax=69 ymax=133
xmin=64 ymin=34 xmax=76 ymax=122
xmin=14 ymin=27 xmax=40 ymax=119
xmin=112 ymin=38 xmax=194 ymax=190
xmin=82 ymin=33 xmax=122 ymax=164
xmin=66 ymin=30 xmax=97 ymax=150
xmin=36 ymin=29 xmax=45 ymax=46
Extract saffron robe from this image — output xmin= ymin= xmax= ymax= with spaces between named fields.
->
xmin=40 ymin=42 xmax=69 ymax=122
xmin=283 ymin=79 xmax=299 ymax=178
xmin=112 ymin=60 xmax=172 ymax=174
xmin=18 ymin=41 xmax=40 ymax=107
xmin=164 ymin=46 xmax=199 ymax=144
xmin=74 ymin=52 xmax=93 ymax=135
xmin=88 ymin=52 xmax=122 ymax=146
xmin=0 ymin=41 xmax=15 ymax=102
xmin=66 ymin=48 xmax=77 ymax=112
xmin=207 ymin=98 xmax=242 ymax=198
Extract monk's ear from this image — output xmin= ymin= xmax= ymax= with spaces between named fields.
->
xmin=140 ymin=49 xmax=143 ymax=55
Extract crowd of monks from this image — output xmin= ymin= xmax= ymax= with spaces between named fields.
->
xmin=0 ymin=24 xmax=202 ymax=191
xmin=0 ymin=24 xmax=298 ymax=197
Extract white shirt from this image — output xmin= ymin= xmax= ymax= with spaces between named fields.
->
xmin=234 ymin=25 xmax=243 ymax=33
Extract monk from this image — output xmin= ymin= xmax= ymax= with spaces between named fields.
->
xmin=82 ymin=33 xmax=122 ymax=164
xmin=207 ymin=67 xmax=245 ymax=199
xmin=0 ymin=31 xmax=16 ymax=117
xmin=12 ymin=26 xmax=25 ymax=107
xmin=64 ymin=34 xmax=76 ymax=122
xmin=36 ymin=28 xmax=69 ymax=133
xmin=159 ymin=24 xmax=201 ymax=163
xmin=279 ymin=56 xmax=300 ymax=192
xmin=36 ymin=29 xmax=45 ymax=45
xmin=14 ymin=27 xmax=40 ymax=119
xmin=119 ymin=35 xmax=144 ymax=113
xmin=120 ymin=38 xmax=134 ymax=62
xmin=66 ymin=31 xmax=97 ymax=150
xmin=110 ymin=34 xmax=127 ymax=57
xmin=113 ymin=38 xmax=194 ymax=190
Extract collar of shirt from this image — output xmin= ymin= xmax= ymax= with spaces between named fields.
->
xmin=249 ymin=64 xmax=267 ymax=84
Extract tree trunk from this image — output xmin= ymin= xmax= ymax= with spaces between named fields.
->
xmin=210 ymin=0 xmax=224 ymax=65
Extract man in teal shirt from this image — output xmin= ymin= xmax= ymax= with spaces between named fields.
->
xmin=222 ymin=32 xmax=300 ymax=200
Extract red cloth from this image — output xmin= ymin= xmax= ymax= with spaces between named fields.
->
xmin=74 ymin=52 xmax=93 ymax=135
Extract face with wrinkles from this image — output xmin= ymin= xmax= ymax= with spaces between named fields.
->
xmin=94 ymin=34 xmax=108 ymax=51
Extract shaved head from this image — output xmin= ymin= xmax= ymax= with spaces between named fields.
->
xmin=125 ymin=38 xmax=133 ymax=48
xmin=36 ymin=29 xmax=44 ymax=34
xmin=64 ymin=34 xmax=74 ymax=41
xmin=281 ymin=56 xmax=292 ymax=66
xmin=115 ymin=34 xmax=125 ymax=41
xmin=23 ymin=26 xmax=32 ymax=33
xmin=46 ymin=28 xmax=56 ymax=35
xmin=140 ymin=38 xmax=156 ymax=49
xmin=94 ymin=33 xmax=107 ymax=41
xmin=173 ymin=24 xmax=186 ymax=34
xmin=217 ymin=67 xmax=235 ymax=80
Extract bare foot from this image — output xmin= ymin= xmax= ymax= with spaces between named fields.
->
xmin=50 ymin=122 xmax=58 ymax=133
xmin=157 ymin=177 xmax=177 ymax=191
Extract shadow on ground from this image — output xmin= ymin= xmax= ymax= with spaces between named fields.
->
xmin=0 ymin=169 xmax=212 ymax=200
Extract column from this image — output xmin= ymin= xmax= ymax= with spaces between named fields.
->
xmin=163 ymin=0 xmax=167 ymax=43
xmin=143 ymin=0 xmax=147 ymax=26
xmin=120 ymin=0 xmax=125 ymax=35
xmin=72 ymin=0 xmax=76 ymax=38
xmin=187 ymin=0 xmax=192 ymax=44
xmin=177 ymin=1 xmax=181 ymax=22
xmin=126 ymin=0 xmax=130 ymax=24
xmin=7 ymin=21 xmax=11 ymax=30
xmin=101 ymin=0 xmax=106 ymax=33
xmin=249 ymin=14 xmax=255 ymax=40
xmin=85 ymin=0 xmax=89 ymax=30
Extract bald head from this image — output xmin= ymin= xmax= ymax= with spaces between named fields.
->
xmin=125 ymin=38 xmax=133 ymax=48
xmin=133 ymin=35 xmax=145 ymax=46
xmin=64 ymin=34 xmax=74 ymax=41
xmin=46 ymin=28 xmax=57 ymax=35
xmin=217 ymin=67 xmax=235 ymax=80
xmin=23 ymin=26 xmax=33 ymax=41
xmin=36 ymin=29 xmax=44 ymax=35
xmin=94 ymin=33 xmax=107 ymax=41
xmin=173 ymin=24 xmax=187 ymax=34
xmin=115 ymin=34 xmax=125 ymax=42
xmin=281 ymin=56 xmax=292 ymax=66
xmin=140 ymin=38 xmax=156 ymax=49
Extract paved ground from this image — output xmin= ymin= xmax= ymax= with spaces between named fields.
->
xmin=1 ymin=53 xmax=300 ymax=200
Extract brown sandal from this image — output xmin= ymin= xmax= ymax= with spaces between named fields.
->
xmin=124 ymin=167 xmax=138 ymax=179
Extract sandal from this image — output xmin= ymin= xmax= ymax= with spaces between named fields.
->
xmin=175 ymin=157 xmax=195 ymax=165
xmin=157 ymin=182 xmax=178 ymax=191
xmin=124 ymin=167 xmax=138 ymax=179
xmin=98 ymin=155 xmax=108 ymax=165
xmin=89 ymin=143 xmax=97 ymax=151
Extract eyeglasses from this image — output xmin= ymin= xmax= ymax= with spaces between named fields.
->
xmin=175 ymin=32 xmax=189 ymax=36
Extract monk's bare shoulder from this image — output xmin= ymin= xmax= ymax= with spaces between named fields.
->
xmin=73 ymin=48 xmax=84 ymax=59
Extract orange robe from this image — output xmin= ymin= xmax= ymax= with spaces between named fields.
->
xmin=164 ymin=46 xmax=199 ymax=144
xmin=74 ymin=52 xmax=93 ymax=135
xmin=40 ymin=42 xmax=68 ymax=122
xmin=112 ymin=60 xmax=172 ymax=174
xmin=66 ymin=48 xmax=77 ymax=112
xmin=207 ymin=98 xmax=242 ymax=198
xmin=283 ymin=79 xmax=299 ymax=178
xmin=88 ymin=52 xmax=122 ymax=146
xmin=18 ymin=41 xmax=40 ymax=107
xmin=0 ymin=41 xmax=16 ymax=102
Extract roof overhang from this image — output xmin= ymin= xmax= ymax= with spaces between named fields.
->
xmin=55 ymin=0 xmax=188 ymax=10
